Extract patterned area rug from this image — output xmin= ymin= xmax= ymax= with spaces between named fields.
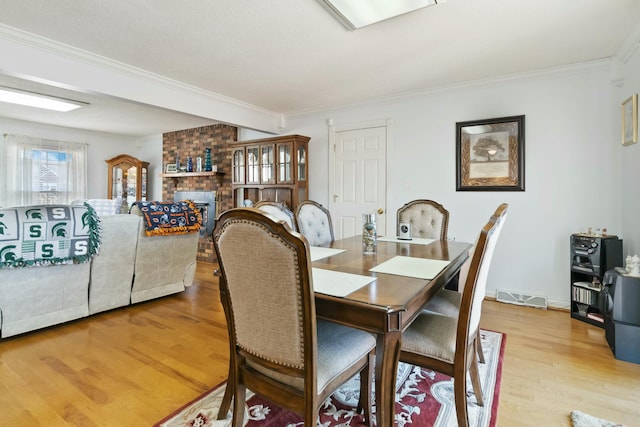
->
xmin=570 ymin=411 xmax=626 ymax=427
xmin=155 ymin=329 xmax=505 ymax=427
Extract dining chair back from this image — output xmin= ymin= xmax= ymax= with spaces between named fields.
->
xmin=396 ymin=199 xmax=449 ymax=240
xmin=295 ymin=200 xmax=334 ymax=246
xmin=213 ymin=208 xmax=375 ymax=427
xmin=399 ymin=203 xmax=508 ymax=427
xmin=254 ymin=200 xmax=297 ymax=231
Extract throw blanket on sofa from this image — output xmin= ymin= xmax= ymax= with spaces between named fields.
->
xmin=0 ymin=204 xmax=101 ymax=268
xmin=134 ymin=200 xmax=201 ymax=236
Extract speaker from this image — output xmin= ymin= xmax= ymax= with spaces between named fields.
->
xmin=398 ymin=222 xmax=412 ymax=240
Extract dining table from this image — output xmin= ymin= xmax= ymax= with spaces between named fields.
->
xmin=216 ymin=234 xmax=472 ymax=427
xmin=310 ymin=235 xmax=472 ymax=427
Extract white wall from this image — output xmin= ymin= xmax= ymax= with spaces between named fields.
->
xmin=136 ymin=133 xmax=163 ymax=200
xmin=0 ymin=117 xmax=147 ymax=200
xmin=284 ymin=60 xmax=620 ymax=308
xmin=617 ymin=34 xmax=640 ymax=256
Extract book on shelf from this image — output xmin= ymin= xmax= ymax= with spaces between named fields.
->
xmin=572 ymin=281 xmax=602 ymax=291
xmin=586 ymin=312 xmax=605 ymax=323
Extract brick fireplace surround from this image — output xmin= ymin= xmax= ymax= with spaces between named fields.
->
xmin=162 ymin=124 xmax=237 ymax=263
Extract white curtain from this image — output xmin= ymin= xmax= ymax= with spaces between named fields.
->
xmin=0 ymin=134 xmax=88 ymax=208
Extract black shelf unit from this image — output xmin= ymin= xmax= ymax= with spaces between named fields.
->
xmin=570 ymin=234 xmax=622 ymax=328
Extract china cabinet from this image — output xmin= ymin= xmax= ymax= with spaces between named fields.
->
xmin=106 ymin=154 xmax=149 ymax=210
xmin=231 ymin=134 xmax=309 ymax=208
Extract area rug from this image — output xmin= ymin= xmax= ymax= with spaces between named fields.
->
xmin=155 ymin=329 xmax=505 ymax=427
xmin=570 ymin=410 xmax=626 ymax=427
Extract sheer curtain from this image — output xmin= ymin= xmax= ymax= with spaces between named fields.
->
xmin=0 ymin=134 xmax=88 ymax=208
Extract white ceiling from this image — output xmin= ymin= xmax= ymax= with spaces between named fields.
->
xmin=0 ymin=0 xmax=639 ymax=136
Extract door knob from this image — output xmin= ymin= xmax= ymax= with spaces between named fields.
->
xmin=377 ymin=208 xmax=384 ymax=214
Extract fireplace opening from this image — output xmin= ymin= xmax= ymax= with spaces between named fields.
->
xmin=173 ymin=191 xmax=217 ymax=239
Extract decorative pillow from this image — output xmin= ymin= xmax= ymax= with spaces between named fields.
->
xmin=87 ymin=199 xmax=120 ymax=216
xmin=72 ymin=198 xmax=121 ymax=216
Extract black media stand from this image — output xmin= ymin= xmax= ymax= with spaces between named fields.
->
xmin=570 ymin=234 xmax=622 ymax=328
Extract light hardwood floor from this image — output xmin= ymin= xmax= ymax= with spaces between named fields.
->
xmin=1 ymin=261 xmax=639 ymax=426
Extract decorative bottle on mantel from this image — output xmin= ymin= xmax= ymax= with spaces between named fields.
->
xmin=186 ymin=156 xmax=193 ymax=172
xmin=204 ymin=148 xmax=213 ymax=172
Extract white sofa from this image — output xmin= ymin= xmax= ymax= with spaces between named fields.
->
xmin=0 ymin=205 xmax=199 ymax=338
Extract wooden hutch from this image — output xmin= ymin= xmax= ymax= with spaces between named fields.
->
xmin=106 ymin=154 xmax=149 ymax=210
xmin=231 ymin=134 xmax=309 ymax=209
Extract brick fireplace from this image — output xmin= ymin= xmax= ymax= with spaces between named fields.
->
xmin=162 ymin=124 xmax=237 ymax=263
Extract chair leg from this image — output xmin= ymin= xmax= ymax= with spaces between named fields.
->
xmin=217 ymin=363 xmax=234 ymax=419
xmin=476 ymin=330 xmax=486 ymax=364
xmin=357 ymin=352 xmax=374 ymax=427
xmin=469 ymin=356 xmax=484 ymax=407
xmin=232 ymin=381 xmax=246 ymax=427
xmin=454 ymin=370 xmax=470 ymax=427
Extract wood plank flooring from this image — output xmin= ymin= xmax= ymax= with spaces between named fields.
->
xmin=1 ymin=261 xmax=639 ymax=426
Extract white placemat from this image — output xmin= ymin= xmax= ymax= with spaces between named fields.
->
xmin=377 ymin=236 xmax=435 ymax=246
xmin=312 ymin=268 xmax=375 ymax=297
xmin=310 ymin=246 xmax=346 ymax=261
xmin=369 ymin=256 xmax=451 ymax=280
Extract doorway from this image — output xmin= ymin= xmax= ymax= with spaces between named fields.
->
xmin=329 ymin=120 xmax=390 ymax=239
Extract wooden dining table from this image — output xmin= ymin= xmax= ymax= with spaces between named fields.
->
xmin=312 ymin=236 xmax=472 ymax=427
xmin=216 ymin=234 xmax=472 ymax=427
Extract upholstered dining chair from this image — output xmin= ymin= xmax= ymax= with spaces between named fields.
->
xmin=399 ymin=203 xmax=508 ymax=427
xmin=295 ymin=200 xmax=335 ymax=246
xmin=254 ymin=200 xmax=297 ymax=231
xmin=396 ymin=199 xmax=449 ymax=240
xmin=213 ymin=208 xmax=376 ymax=427
xmin=422 ymin=245 xmax=488 ymax=363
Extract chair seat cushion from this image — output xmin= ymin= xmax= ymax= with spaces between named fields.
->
xmin=248 ymin=320 xmax=375 ymax=394
xmin=317 ymin=320 xmax=375 ymax=393
xmin=424 ymin=289 xmax=461 ymax=318
xmin=402 ymin=312 xmax=457 ymax=363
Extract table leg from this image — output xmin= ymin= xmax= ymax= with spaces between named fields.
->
xmin=374 ymin=330 xmax=402 ymax=427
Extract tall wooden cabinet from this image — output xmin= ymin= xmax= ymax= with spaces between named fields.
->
xmin=231 ymin=134 xmax=309 ymax=209
xmin=106 ymin=154 xmax=149 ymax=210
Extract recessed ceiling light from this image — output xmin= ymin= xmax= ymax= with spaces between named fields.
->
xmin=0 ymin=86 xmax=88 ymax=112
xmin=318 ymin=0 xmax=444 ymax=31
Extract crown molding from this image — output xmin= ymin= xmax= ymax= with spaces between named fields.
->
xmin=285 ymin=59 xmax=611 ymax=119
xmin=0 ymin=24 xmax=284 ymax=132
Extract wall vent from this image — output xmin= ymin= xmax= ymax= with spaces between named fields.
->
xmin=496 ymin=289 xmax=548 ymax=309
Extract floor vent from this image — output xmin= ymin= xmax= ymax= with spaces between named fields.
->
xmin=496 ymin=289 xmax=548 ymax=309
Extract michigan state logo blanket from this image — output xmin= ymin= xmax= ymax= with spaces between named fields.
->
xmin=0 ymin=204 xmax=101 ymax=268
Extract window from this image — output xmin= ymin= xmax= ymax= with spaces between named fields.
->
xmin=0 ymin=134 xmax=88 ymax=208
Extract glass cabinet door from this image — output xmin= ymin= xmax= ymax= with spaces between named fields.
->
xmin=261 ymin=144 xmax=275 ymax=184
xmin=126 ymin=166 xmax=137 ymax=207
xmin=232 ymin=148 xmax=245 ymax=184
xmin=277 ymin=143 xmax=292 ymax=183
xmin=141 ymin=167 xmax=147 ymax=201
xmin=106 ymin=154 xmax=149 ymax=211
xmin=297 ymin=144 xmax=307 ymax=182
xmin=246 ymin=146 xmax=260 ymax=184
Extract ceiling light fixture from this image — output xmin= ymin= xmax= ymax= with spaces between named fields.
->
xmin=0 ymin=86 xmax=88 ymax=112
xmin=318 ymin=0 xmax=445 ymax=31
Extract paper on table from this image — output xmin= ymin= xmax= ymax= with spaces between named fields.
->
xmin=310 ymin=246 xmax=346 ymax=261
xmin=312 ymin=268 xmax=374 ymax=297
xmin=369 ymin=256 xmax=451 ymax=280
xmin=377 ymin=236 xmax=435 ymax=246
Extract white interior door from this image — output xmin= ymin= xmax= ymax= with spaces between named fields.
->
xmin=331 ymin=125 xmax=387 ymax=239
